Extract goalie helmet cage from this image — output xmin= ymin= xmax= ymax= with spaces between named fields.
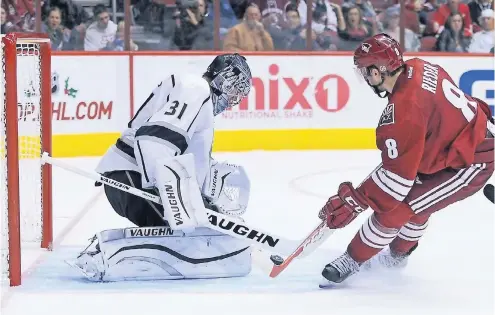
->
xmin=1 ymin=33 xmax=52 ymax=287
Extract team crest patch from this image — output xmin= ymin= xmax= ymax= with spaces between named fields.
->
xmin=379 ymin=103 xmax=395 ymax=126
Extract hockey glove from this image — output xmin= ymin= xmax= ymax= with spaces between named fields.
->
xmin=318 ymin=182 xmax=369 ymax=229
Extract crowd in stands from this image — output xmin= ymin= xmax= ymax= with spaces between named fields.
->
xmin=1 ymin=0 xmax=493 ymax=52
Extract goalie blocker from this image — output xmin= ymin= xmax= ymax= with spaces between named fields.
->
xmin=68 ymin=226 xmax=251 ymax=282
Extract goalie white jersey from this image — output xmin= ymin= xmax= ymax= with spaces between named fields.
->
xmin=96 ymin=74 xmax=214 ymax=190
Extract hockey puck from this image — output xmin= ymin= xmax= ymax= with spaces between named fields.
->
xmin=270 ymin=255 xmax=284 ymax=266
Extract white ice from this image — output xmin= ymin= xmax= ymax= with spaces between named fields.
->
xmin=1 ymin=150 xmax=494 ymax=315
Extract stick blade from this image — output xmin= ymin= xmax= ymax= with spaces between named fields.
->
xmin=268 ymin=222 xmax=333 ymax=278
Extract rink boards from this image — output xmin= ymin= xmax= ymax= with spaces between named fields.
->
xmin=44 ymin=52 xmax=493 ymax=157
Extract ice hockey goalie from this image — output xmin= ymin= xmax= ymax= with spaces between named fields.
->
xmin=67 ymin=53 xmax=255 ymax=282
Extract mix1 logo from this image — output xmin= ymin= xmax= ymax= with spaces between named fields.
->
xmin=459 ymin=69 xmax=494 ymax=116
xmin=221 ymin=64 xmax=350 ymax=119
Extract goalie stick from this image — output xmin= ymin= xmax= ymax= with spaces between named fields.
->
xmin=41 ymin=153 xmax=299 ymax=256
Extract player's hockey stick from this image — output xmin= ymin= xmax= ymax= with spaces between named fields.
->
xmin=41 ymin=153 xmax=300 ymax=256
xmin=265 ymin=220 xmax=334 ymax=278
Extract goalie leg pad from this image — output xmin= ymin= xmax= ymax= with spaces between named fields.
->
xmin=69 ymin=227 xmax=252 ymax=282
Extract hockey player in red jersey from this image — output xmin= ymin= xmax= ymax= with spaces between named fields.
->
xmin=319 ymin=33 xmax=494 ymax=285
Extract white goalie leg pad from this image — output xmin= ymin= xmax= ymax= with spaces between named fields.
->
xmin=154 ymin=153 xmax=208 ymax=231
xmin=69 ymin=227 xmax=252 ymax=282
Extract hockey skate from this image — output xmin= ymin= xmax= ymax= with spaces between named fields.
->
xmin=320 ymin=252 xmax=360 ymax=288
xmin=66 ymin=235 xmax=105 ymax=282
xmin=361 ymin=243 xmax=418 ymax=271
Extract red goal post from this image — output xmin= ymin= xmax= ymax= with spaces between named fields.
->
xmin=1 ymin=33 xmax=52 ymax=287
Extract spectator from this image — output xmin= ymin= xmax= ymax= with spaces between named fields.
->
xmin=316 ymin=1 xmax=340 ymax=32
xmin=230 ymin=0 xmax=250 ymax=20
xmin=1 ymin=6 xmax=20 ymax=33
xmin=295 ymin=0 xmax=340 ymax=32
xmin=269 ymin=3 xmax=322 ymax=50
xmin=172 ymin=0 xmax=213 ymax=50
xmin=347 ymin=0 xmax=380 ymax=34
xmin=329 ymin=2 xmax=347 ymax=33
xmin=2 ymin=0 xmax=32 ymax=28
xmin=41 ymin=0 xmax=89 ymax=32
xmin=205 ymin=0 xmax=238 ymax=36
xmin=382 ymin=5 xmax=421 ymax=51
xmin=412 ymin=0 xmax=429 ymax=27
xmin=41 ymin=6 xmax=71 ymax=50
xmin=253 ymin=0 xmax=288 ymax=30
xmin=345 ymin=0 xmax=378 ymax=20
xmin=468 ymin=0 xmax=493 ymax=32
xmin=394 ymin=0 xmax=423 ymax=34
xmin=432 ymin=0 xmax=472 ymax=36
xmin=312 ymin=3 xmax=328 ymax=34
xmin=435 ymin=12 xmax=471 ymax=51
xmin=423 ymin=0 xmax=442 ymax=11
xmin=468 ymin=8 xmax=494 ymax=52
xmin=84 ymin=5 xmax=117 ymax=51
xmin=2 ymin=0 xmax=37 ymax=32
xmin=292 ymin=0 xmax=309 ymax=26
xmin=338 ymin=4 xmax=373 ymax=50
xmin=223 ymin=3 xmax=274 ymax=51
xmin=311 ymin=5 xmax=340 ymax=50
xmin=104 ymin=21 xmax=139 ymax=51
xmin=267 ymin=5 xmax=316 ymax=50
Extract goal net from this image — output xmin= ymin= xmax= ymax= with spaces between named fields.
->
xmin=0 ymin=33 xmax=52 ymax=287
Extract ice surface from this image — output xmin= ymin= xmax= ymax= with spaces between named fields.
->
xmin=1 ymin=151 xmax=493 ymax=315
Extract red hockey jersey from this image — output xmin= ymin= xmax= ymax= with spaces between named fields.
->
xmin=357 ymin=58 xmax=491 ymax=213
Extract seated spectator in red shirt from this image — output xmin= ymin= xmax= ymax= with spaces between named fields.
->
xmin=435 ymin=11 xmax=472 ymax=52
xmin=432 ymin=0 xmax=472 ymax=36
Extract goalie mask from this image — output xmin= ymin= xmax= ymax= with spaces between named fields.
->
xmin=204 ymin=53 xmax=252 ymax=116
xmin=202 ymin=161 xmax=250 ymax=217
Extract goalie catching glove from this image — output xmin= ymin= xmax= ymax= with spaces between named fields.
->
xmin=202 ymin=160 xmax=250 ymax=217
xmin=318 ymin=182 xmax=369 ymax=228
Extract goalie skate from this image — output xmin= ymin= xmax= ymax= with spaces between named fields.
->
xmin=319 ymin=252 xmax=360 ymax=288
xmin=66 ymin=236 xmax=105 ymax=282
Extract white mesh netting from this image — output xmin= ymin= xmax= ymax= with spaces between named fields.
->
xmin=1 ymin=41 xmax=44 ymax=283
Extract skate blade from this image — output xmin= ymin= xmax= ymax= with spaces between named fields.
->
xmin=318 ymin=276 xmax=347 ymax=289
xmin=319 ymin=281 xmax=336 ymax=289
xmin=65 ymin=259 xmax=101 ymax=281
